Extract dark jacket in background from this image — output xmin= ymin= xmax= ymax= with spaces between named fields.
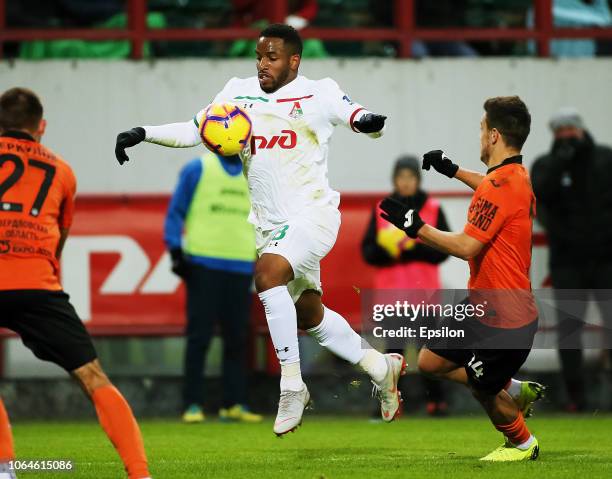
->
xmin=362 ymin=191 xmax=450 ymax=267
xmin=531 ymin=132 xmax=612 ymax=267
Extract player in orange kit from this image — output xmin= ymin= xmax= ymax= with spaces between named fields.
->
xmin=0 ymin=88 xmax=151 ymax=479
xmin=380 ymin=96 xmax=543 ymax=461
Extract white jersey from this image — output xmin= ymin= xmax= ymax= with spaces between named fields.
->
xmin=197 ymin=75 xmax=375 ymax=229
xmin=144 ymin=75 xmax=381 ymax=230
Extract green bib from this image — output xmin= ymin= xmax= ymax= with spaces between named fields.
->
xmin=184 ymin=153 xmax=255 ymax=261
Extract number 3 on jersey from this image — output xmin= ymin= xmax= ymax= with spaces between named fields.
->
xmin=271 ymin=225 xmax=289 ymax=241
xmin=0 ymin=154 xmax=56 ymax=217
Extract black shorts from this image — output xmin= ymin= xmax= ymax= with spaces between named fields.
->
xmin=0 ymin=290 xmax=97 ymax=372
xmin=427 ymin=317 xmax=538 ymax=395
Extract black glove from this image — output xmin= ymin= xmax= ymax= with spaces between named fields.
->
xmin=422 ymin=150 xmax=459 ymax=178
xmin=170 ymin=248 xmax=190 ymax=278
xmin=379 ymin=196 xmax=425 ymax=239
xmin=353 ymin=113 xmax=386 ymax=134
xmin=115 ymin=127 xmax=146 ymax=165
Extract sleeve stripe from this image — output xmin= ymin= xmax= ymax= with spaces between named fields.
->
xmin=349 ymin=107 xmax=365 ymax=133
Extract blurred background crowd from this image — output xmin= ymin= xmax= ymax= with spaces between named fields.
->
xmin=4 ymin=0 xmax=612 ymax=59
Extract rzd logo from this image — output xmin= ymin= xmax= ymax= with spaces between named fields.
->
xmin=61 ymin=236 xmax=181 ymax=321
xmin=250 ymin=129 xmax=297 ymax=154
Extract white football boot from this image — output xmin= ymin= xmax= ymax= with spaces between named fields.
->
xmin=273 ymin=385 xmax=311 ymax=436
xmin=371 ymin=353 xmax=407 ymax=422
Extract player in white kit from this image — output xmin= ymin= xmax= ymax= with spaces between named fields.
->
xmin=115 ymin=24 xmax=406 ymax=436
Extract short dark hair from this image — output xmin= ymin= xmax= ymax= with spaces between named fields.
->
xmin=260 ymin=23 xmax=303 ymax=56
xmin=483 ymin=96 xmax=531 ymax=150
xmin=0 ymin=87 xmax=43 ymax=132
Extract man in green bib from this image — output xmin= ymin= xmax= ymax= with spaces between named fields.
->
xmin=165 ymin=151 xmax=261 ymax=424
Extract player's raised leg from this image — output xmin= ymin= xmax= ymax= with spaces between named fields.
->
xmin=296 ymin=291 xmax=407 ymax=422
xmin=0 ymin=398 xmax=16 ymax=479
xmin=72 ymin=360 xmax=151 ymax=478
xmin=418 ymin=348 xmax=545 ymax=417
xmin=255 ymin=253 xmax=310 ymax=436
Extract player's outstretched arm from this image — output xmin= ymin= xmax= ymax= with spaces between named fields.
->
xmin=416 ymin=225 xmax=483 ymax=261
xmin=422 ymin=150 xmax=484 ymax=190
xmin=379 ymin=196 xmax=483 ymax=260
xmin=115 ymin=120 xmax=201 ymax=165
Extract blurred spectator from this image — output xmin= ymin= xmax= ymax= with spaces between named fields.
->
xmin=229 ymin=0 xmax=328 ymax=57
xmin=232 ymin=0 xmax=318 ymax=30
xmin=531 ymin=108 xmax=612 ymax=411
xmin=19 ymin=10 xmax=167 ymax=59
xmin=528 ymin=0 xmax=612 ymax=56
xmin=165 ymin=151 xmax=261 ymax=423
xmin=362 ymin=156 xmax=451 ymax=416
xmin=412 ymin=0 xmax=478 ymax=57
xmin=370 ymin=0 xmax=478 ymax=57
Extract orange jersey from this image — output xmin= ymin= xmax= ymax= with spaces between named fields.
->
xmin=0 ymin=131 xmax=76 ymax=291
xmin=464 ymin=156 xmax=537 ymax=327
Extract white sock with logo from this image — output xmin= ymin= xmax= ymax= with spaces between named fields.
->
xmin=258 ymin=286 xmax=304 ymax=391
xmin=307 ymin=306 xmax=387 ymax=382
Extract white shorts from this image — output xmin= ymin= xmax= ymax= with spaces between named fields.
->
xmin=256 ymin=207 xmax=341 ymax=303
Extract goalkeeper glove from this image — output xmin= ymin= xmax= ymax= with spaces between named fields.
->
xmin=170 ymin=248 xmax=190 ymax=279
xmin=379 ymin=196 xmax=425 ymax=239
xmin=115 ymin=127 xmax=146 ymax=165
xmin=353 ymin=113 xmax=387 ymax=134
xmin=422 ymin=150 xmax=459 ymax=178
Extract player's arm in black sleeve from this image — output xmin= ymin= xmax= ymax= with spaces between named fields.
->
xmin=399 ymin=206 xmax=450 ymax=264
xmin=361 ymin=208 xmax=394 ymax=266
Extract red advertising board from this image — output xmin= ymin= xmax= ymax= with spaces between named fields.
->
xmin=60 ymin=192 xmax=550 ymax=337
xmin=61 ymin=194 xmax=389 ymax=336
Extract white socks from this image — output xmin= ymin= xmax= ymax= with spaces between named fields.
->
xmin=258 ymin=290 xmax=389 ymax=390
xmin=506 ymin=378 xmax=522 ymax=400
xmin=307 ymin=306 xmax=388 ymax=383
xmin=280 ymin=361 xmax=304 ymax=392
xmin=358 ymin=349 xmax=388 ymax=383
xmin=306 ymin=306 xmax=366 ymax=364
xmin=515 ymin=434 xmax=535 ymax=450
xmin=258 ymin=286 xmax=304 ymax=391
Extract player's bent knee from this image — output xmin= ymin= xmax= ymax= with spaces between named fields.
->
xmin=72 ymin=359 xmax=111 ymax=397
xmin=254 ymin=271 xmax=283 ymax=293
xmin=254 ymin=254 xmax=293 ymax=293
xmin=295 ymin=291 xmax=324 ymax=330
xmin=254 ymin=268 xmax=292 ymax=293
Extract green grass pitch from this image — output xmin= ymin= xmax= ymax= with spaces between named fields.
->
xmin=11 ymin=415 xmax=612 ymax=478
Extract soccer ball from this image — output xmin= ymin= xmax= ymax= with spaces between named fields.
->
xmin=199 ymin=103 xmax=252 ymax=156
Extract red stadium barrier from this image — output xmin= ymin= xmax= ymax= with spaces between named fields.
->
xmin=0 ymin=192 xmax=549 ymax=375
xmin=0 ymin=190 xmax=547 ymax=334
xmin=1 ymin=0 xmax=612 ymax=59
xmin=0 ymin=192 xmax=543 ymax=336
